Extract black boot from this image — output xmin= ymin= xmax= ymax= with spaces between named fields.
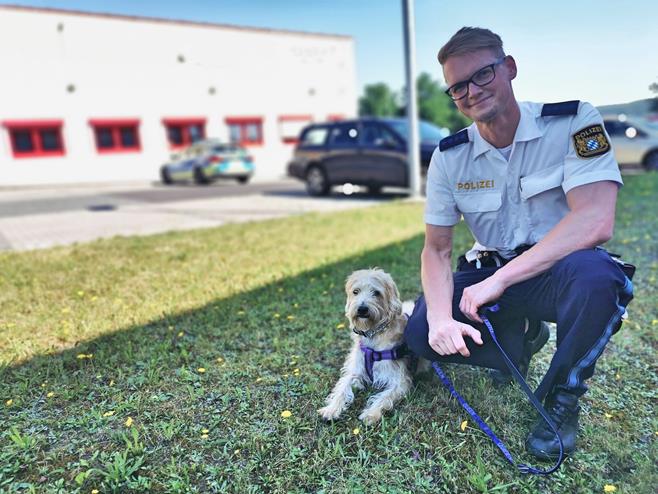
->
xmin=525 ymin=389 xmax=580 ymax=460
xmin=489 ymin=319 xmax=550 ymax=387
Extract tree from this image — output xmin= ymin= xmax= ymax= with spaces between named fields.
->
xmin=650 ymin=81 xmax=658 ymax=112
xmin=413 ymin=72 xmax=470 ymax=132
xmin=358 ymin=83 xmax=399 ymax=117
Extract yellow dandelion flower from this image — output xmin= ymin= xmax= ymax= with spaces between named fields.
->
xmin=615 ymin=373 xmax=621 ymax=380
xmin=201 ymin=434 xmax=209 ymax=439
xmin=286 ymin=315 xmax=295 ymax=320
xmin=103 ymin=411 xmax=115 ymax=417
xmin=217 ymin=357 xmax=224 ymax=363
xmin=273 ymin=313 xmax=280 ymax=319
xmin=283 ymin=373 xmax=289 ymax=378
xmin=460 ymin=420 xmax=468 ymax=431
xmin=92 ymin=490 xmax=100 ymax=494
xmin=290 ymin=360 xmax=297 ymax=366
xmin=255 ymin=377 xmax=263 ymax=383
xmin=197 ymin=368 xmax=206 ymax=374
xmin=336 ymin=323 xmax=345 ymax=329
xmin=177 ymin=331 xmax=184 ymax=337
xmin=604 ymin=485 xmax=617 ymax=493
xmin=77 ymin=290 xmax=85 ymax=297
xmin=41 ymin=383 xmax=47 ymax=388
xmin=293 ymin=303 xmax=299 ymax=308
xmin=201 ymin=428 xmax=209 ymax=434
xmin=237 ymin=310 xmax=245 ymax=315
xmin=77 ymin=354 xmax=86 ymax=359
xmin=5 ymin=399 xmax=13 ymax=406
xmin=91 ymin=296 xmax=98 ymax=302
xmin=234 ymin=449 xmax=241 ymax=455
xmin=47 ymin=392 xmax=55 ymax=398
xmin=353 ymin=427 xmax=360 ymax=435
xmin=125 ymin=417 xmax=134 ymax=427
xmin=109 ymin=380 xmax=115 ymax=387
xmin=652 ymin=319 xmax=658 ymax=326
xmin=281 ymin=410 xmax=292 ymax=418
xmin=604 ymin=413 xmax=613 ymax=419
xmin=168 ymin=325 xmax=174 ymax=331
xmin=293 ymin=368 xmax=300 ymax=373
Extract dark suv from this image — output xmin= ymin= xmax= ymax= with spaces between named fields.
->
xmin=287 ymin=118 xmax=447 ymax=195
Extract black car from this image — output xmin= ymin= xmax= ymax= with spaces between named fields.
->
xmin=287 ymin=118 xmax=447 ymax=195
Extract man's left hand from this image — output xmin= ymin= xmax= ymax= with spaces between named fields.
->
xmin=459 ymin=275 xmax=506 ymax=323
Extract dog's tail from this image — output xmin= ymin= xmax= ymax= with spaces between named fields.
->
xmin=402 ymin=300 xmax=415 ymax=318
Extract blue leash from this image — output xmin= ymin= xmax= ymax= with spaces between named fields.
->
xmin=432 ymin=304 xmax=564 ymax=475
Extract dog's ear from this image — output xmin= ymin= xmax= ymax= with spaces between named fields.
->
xmin=381 ymin=271 xmax=402 ymax=317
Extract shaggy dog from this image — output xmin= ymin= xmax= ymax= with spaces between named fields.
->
xmin=318 ymin=268 xmax=427 ymax=424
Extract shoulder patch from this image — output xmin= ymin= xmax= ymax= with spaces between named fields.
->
xmin=572 ymin=124 xmax=610 ymax=158
xmin=439 ymin=129 xmax=469 ymax=152
xmin=541 ymin=100 xmax=580 ymax=117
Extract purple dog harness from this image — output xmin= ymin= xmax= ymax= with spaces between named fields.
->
xmin=359 ymin=342 xmax=407 ymax=382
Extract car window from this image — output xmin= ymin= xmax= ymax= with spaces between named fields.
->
xmin=361 ymin=123 xmax=400 ymax=148
xmin=300 ymin=127 xmax=329 ymax=147
xmin=604 ymin=121 xmax=625 ymax=137
xmin=328 ymin=123 xmax=359 ymax=149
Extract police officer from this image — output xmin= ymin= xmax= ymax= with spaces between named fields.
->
xmin=404 ymin=27 xmax=633 ymax=460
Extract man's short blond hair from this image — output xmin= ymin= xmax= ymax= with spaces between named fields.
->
xmin=437 ymin=27 xmax=505 ymax=65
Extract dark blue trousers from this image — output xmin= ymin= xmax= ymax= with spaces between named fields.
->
xmin=404 ymin=248 xmax=634 ymax=400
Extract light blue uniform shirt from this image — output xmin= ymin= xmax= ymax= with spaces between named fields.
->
xmin=424 ymin=101 xmax=623 ymax=259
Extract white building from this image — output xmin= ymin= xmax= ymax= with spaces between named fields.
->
xmin=0 ymin=5 xmax=357 ymax=185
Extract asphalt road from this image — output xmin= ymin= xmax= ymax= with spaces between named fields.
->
xmin=0 ymin=180 xmax=310 ymax=218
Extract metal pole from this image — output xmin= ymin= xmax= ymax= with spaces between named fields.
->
xmin=402 ymin=0 xmax=421 ymax=197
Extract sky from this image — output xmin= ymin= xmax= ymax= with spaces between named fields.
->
xmin=4 ymin=0 xmax=658 ymax=106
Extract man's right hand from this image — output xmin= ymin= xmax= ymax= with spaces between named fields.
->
xmin=428 ymin=319 xmax=484 ymax=357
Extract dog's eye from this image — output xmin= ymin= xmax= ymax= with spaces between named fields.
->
xmin=372 ymin=290 xmax=381 ymax=297
xmin=352 ymin=288 xmax=360 ymax=295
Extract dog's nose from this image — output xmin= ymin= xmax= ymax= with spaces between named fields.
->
xmin=357 ymin=305 xmax=370 ymax=318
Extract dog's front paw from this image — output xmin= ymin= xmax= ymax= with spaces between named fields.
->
xmin=358 ymin=409 xmax=382 ymax=425
xmin=318 ymin=405 xmax=342 ymax=422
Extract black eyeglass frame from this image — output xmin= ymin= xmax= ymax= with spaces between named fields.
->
xmin=444 ymin=57 xmax=507 ymax=101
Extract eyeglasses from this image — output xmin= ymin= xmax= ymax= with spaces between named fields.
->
xmin=445 ymin=58 xmax=506 ymax=101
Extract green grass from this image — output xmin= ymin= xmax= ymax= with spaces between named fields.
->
xmin=1 ymin=174 xmax=656 ymax=493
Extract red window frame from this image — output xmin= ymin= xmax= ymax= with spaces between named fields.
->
xmin=3 ymin=120 xmax=65 ymax=158
xmin=89 ymin=119 xmax=141 ymax=154
xmin=225 ymin=117 xmax=264 ymax=146
xmin=278 ymin=115 xmax=313 ymax=144
xmin=162 ymin=117 xmax=206 ymax=149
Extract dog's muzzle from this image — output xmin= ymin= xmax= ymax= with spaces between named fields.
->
xmin=356 ymin=305 xmax=370 ymax=318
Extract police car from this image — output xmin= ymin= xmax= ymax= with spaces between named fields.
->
xmin=602 ymin=115 xmax=658 ymax=170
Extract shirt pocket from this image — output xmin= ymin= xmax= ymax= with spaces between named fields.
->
xmin=519 ymin=163 xmax=569 ymax=236
xmin=454 ymin=191 xmax=503 ymax=246
xmin=520 ymin=163 xmax=564 ymax=200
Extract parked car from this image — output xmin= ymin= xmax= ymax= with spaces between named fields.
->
xmin=160 ymin=139 xmax=254 ymax=185
xmin=602 ymin=115 xmax=658 ymax=170
xmin=287 ymin=118 xmax=447 ymax=196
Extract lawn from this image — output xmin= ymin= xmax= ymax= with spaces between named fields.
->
xmin=1 ymin=174 xmax=656 ymax=493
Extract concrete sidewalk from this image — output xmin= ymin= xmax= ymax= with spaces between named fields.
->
xmin=0 ymin=180 xmax=407 ymax=251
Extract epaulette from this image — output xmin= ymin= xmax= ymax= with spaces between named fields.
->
xmin=439 ymin=129 xmax=469 ymax=151
xmin=541 ymin=100 xmax=580 ymax=117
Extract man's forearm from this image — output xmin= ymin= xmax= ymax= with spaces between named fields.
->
xmin=421 ymin=246 xmax=455 ymax=324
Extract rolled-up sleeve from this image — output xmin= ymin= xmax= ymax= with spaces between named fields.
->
xmin=562 ymin=102 xmax=623 ymax=194
xmin=424 ymin=149 xmax=460 ymax=226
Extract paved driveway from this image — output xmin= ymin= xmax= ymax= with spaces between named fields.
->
xmin=0 ymin=180 xmax=409 ymax=251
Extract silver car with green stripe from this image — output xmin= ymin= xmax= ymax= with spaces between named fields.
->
xmin=160 ymin=139 xmax=254 ymax=185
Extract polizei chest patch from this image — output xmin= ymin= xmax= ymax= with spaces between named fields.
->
xmin=572 ymin=124 xmax=610 ymax=158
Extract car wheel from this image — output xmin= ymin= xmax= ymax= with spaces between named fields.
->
xmin=237 ymin=175 xmax=250 ymax=184
xmin=193 ymin=167 xmax=210 ymax=185
xmin=643 ymin=150 xmax=658 ymax=171
xmin=305 ymin=166 xmax=330 ymax=196
xmin=160 ymin=166 xmax=173 ymax=185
